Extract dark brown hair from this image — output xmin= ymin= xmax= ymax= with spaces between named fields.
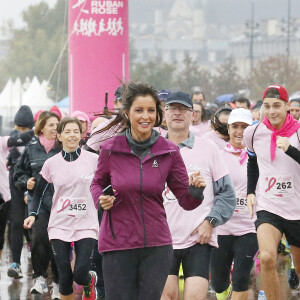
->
xmin=34 ymin=111 xmax=60 ymax=136
xmin=56 ymin=117 xmax=82 ymax=149
xmin=90 ymin=81 xmax=163 ymax=141
xmin=210 ymin=107 xmax=232 ymax=141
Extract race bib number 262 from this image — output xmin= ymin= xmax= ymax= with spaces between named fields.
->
xmin=264 ymin=175 xmax=294 ymax=199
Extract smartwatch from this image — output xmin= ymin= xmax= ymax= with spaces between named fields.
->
xmin=205 ymin=217 xmax=218 ymax=228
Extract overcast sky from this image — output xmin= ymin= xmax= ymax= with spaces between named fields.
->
xmin=1 ymin=0 xmax=54 ymax=28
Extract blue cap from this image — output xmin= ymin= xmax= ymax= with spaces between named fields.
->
xmin=157 ymin=90 xmax=171 ymax=101
xmin=166 ymin=91 xmax=193 ymax=108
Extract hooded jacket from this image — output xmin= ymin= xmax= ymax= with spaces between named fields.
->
xmin=91 ymin=135 xmax=203 ymax=253
xmin=13 ymin=136 xmax=59 ymax=213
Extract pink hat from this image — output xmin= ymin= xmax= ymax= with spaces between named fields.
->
xmin=70 ymin=110 xmax=91 ymax=133
xmin=263 ymin=85 xmax=289 ymax=102
xmin=34 ymin=110 xmax=44 ymax=122
xmin=50 ymin=105 xmax=63 ymax=118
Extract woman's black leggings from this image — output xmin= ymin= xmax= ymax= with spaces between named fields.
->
xmin=0 ymin=201 xmax=9 ymax=250
xmin=9 ymin=175 xmax=27 ymax=263
xmin=102 ymin=245 xmax=173 ymax=300
xmin=51 ymin=238 xmax=96 ymax=295
xmin=210 ymin=233 xmax=258 ymax=292
xmin=31 ymin=213 xmax=58 ymax=283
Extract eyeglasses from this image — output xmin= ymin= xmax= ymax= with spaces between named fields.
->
xmin=165 ymin=105 xmax=193 ymax=113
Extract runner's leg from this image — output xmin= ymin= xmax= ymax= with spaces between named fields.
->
xmin=257 ymin=223 xmax=282 ymax=300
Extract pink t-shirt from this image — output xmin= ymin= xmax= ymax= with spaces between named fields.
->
xmin=0 ymin=137 xmax=10 ymax=202
xmin=202 ymin=130 xmax=227 ymax=150
xmin=243 ymin=123 xmax=300 ymax=220
xmin=163 ymin=136 xmax=229 ymax=249
xmin=40 ymin=149 xmax=99 ymax=241
xmin=154 ymin=126 xmax=168 ymax=137
xmin=190 ymin=121 xmax=211 ymax=137
xmin=217 ymin=150 xmax=256 ymax=236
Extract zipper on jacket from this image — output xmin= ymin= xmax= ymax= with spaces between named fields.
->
xmin=108 ymin=211 xmax=116 ymax=240
xmin=140 ymin=161 xmax=147 ymax=247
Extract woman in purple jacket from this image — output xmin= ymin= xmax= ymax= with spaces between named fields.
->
xmin=90 ymin=82 xmax=206 ymax=300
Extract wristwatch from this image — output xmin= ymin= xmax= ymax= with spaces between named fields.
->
xmin=205 ymin=217 xmax=218 ymax=228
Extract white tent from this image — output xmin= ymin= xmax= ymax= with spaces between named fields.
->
xmin=22 ymin=76 xmax=54 ymax=114
xmin=0 ymin=78 xmax=24 ymax=132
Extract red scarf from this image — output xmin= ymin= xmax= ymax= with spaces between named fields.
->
xmin=263 ymin=114 xmax=300 ymax=162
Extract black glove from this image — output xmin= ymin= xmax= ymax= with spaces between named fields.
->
xmin=0 ymin=193 xmax=5 ymax=210
xmin=8 ymin=129 xmax=34 ymax=147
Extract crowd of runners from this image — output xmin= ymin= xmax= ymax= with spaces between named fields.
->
xmin=0 ymin=82 xmax=299 ymax=300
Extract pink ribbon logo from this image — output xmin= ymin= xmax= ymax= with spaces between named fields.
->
xmin=265 ymin=177 xmax=276 ymax=193
xmin=57 ymin=199 xmax=71 ymax=213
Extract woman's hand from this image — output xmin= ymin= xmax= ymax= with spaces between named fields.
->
xmin=247 ymin=194 xmax=256 ymax=219
xmin=24 ymin=216 xmax=36 ymax=229
xmin=276 ymin=136 xmax=290 ymax=152
xmin=27 ymin=177 xmax=36 ymax=190
xmin=99 ymin=195 xmax=115 ymax=210
xmin=189 ymin=170 xmax=206 ymax=188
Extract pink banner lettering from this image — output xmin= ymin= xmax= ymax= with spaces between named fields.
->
xmin=68 ymin=0 xmax=129 ymax=114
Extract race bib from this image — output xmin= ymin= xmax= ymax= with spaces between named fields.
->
xmin=264 ymin=175 xmax=294 ymax=199
xmin=57 ymin=197 xmax=87 ymax=218
xmin=235 ymin=192 xmax=248 ymax=214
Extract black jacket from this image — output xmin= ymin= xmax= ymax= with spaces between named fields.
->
xmin=14 ymin=136 xmax=60 ymax=214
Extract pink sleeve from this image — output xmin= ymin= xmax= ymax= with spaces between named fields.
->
xmin=1 ymin=137 xmax=9 ymax=156
xmin=40 ymin=160 xmax=53 ymax=183
xmin=210 ymin=144 xmax=229 ymax=182
xmin=242 ymin=125 xmax=256 ymax=153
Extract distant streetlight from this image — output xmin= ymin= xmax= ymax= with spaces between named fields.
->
xmin=245 ymin=0 xmax=258 ymax=74
xmin=287 ymin=0 xmax=291 ymax=64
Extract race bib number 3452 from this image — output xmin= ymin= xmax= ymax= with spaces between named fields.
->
xmin=57 ymin=197 xmax=87 ymax=218
xmin=264 ymin=175 xmax=294 ymax=199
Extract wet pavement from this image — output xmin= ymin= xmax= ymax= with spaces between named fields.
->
xmin=1 ymin=238 xmax=300 ymax=300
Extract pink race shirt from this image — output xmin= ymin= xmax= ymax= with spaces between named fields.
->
xmin=243 ymin=123 xmax=300 ymax=220
xmin=202 ymin=130 xmax=227 ymax=150
xmin=0 ymin=137 xmax=10 ymax=202
xmin=40 ymin=150 xmax=99 ymax=242
xmin=217 ymin=150 xmax=256 ymax=236
xmin=190 ymin=121 xmax=211 ymax=137
xmin=163 ymin=136 xmax=229 ymax=249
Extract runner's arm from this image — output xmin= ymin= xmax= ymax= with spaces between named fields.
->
xmin=207 ymin=174 xmax=236 ymax=227
xmin=28 ymin=176 xmax=50 ymax=217
xmin=247 ymin=152 xmax=259 ymax=195
xmin=285 ymin=145 xmax=300 ymax=164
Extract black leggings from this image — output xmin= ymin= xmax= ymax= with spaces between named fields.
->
xmin=9 ymin=176 xmax=27 ymax=264
xmin=0 ymin=201 xmax=9 ymax=250
xmin=210 ymin=233 xmax=258 ymax=292
xmin=51 ymin=238 xmax=96 ymax=295
xmin=31 ymin=213 xmax=58 ymax=282
xmin=102 ymin=245 xmax=173 ymax=300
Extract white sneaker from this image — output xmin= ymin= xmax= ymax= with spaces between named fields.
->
xmin=51 ymin=282 xmax=60 ymax=300
xmin=30 ymin=276 xmax=48 ymax=294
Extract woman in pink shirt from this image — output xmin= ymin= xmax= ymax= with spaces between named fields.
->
xmin=24 ymin=117 xmax=99 ymax=300
xmin=210 ymin=108 xmax=258 ymax=300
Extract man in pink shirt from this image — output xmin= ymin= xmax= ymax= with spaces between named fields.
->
xmin=161 ymin=91 xmax=236 ymax=300
xmin=244 ymin=85 xmax=300 ymax=300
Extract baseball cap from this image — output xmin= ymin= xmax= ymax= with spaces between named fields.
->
xmin=290 ymin=98 xmax=300 ymax=106
xmin=263 ymin=85 xmax=289 ymax=102
xmin=228 ymin=108 xmax=253 ymax=125
xmin=114 ymin=86 xmax=123 ymax=100
xmin=166 ymin=91 xmax=193 ymax=108
xmin=157 ymin=90 xmax=171 ymax=101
